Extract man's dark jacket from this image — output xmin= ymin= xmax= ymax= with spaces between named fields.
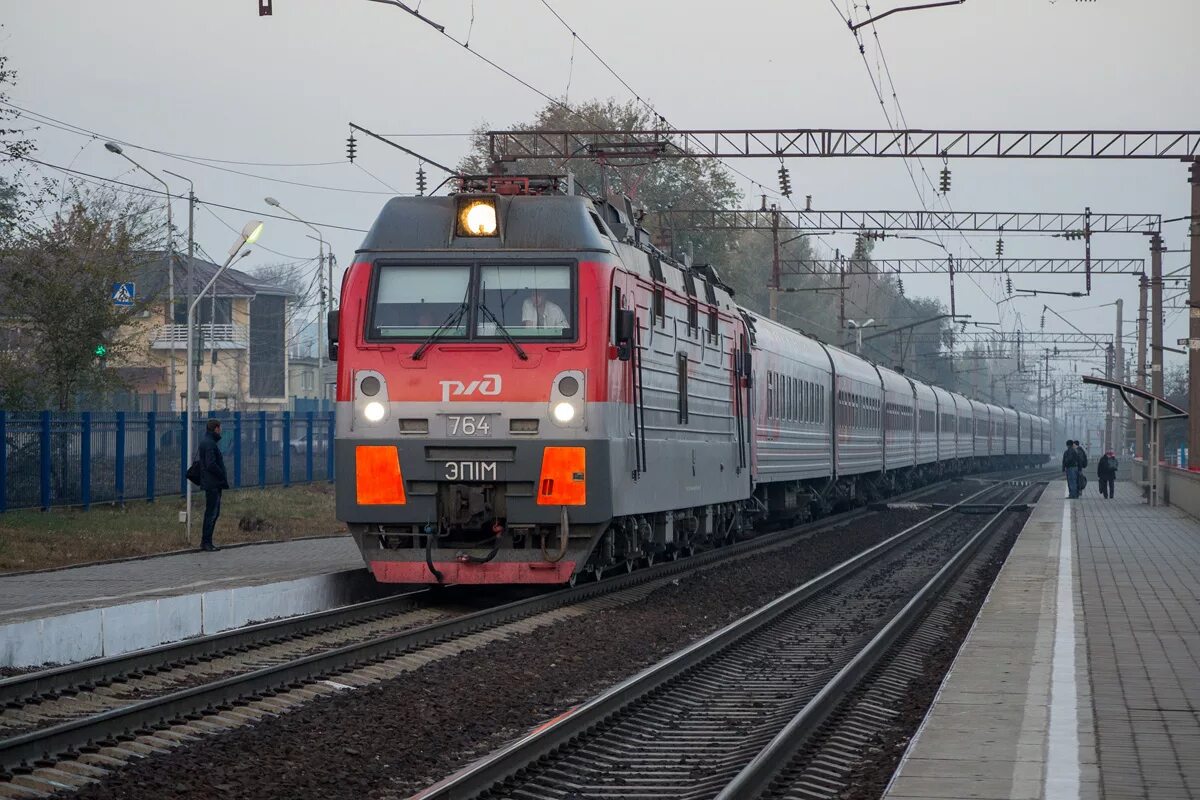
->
xmin=1062 ymin=448 xmax=1081 ymax=470
xmin=198 ymin=431 xmax=230 ymax=491
xmin=1098 ymin=455 xmax=1118 ymax=478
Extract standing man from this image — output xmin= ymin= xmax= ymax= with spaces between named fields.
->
xmin=1075 ymin=440 xmax=1089 ymax=472
xmin=1098 ymin=450 xmax=1119 ymax=499
xmin=1062 ymin=439 xmax=1081 ymax=499
xmin=198 ymin=419 xmax=229 ymax=552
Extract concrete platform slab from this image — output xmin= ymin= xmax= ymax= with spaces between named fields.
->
xmin=0 ymin=536 xmax=392 ymax=667
xmin=885 ymin=480 xmax=1200 ymax=800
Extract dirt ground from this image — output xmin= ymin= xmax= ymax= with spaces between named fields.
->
xmin=0 ymin=483 xmax=343 ymax=572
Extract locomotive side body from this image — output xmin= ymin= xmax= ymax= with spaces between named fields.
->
xmin=335 ymin=191 xmax=753 ymax=584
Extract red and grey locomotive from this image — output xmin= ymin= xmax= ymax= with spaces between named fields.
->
xmin=331 ymin=175 xmax=1049 ymax=585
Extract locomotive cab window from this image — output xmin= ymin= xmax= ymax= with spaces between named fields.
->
xmin=368 ymin=261 xmax=575 ymax=341
xmin=477 ymin=264 xmax=573 ymax=338
xmin=371 ymin=265 xmax=471 ymax=338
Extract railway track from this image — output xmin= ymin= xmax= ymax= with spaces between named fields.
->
xmin=411 ymin=477 xmax=1044 ymax=800
xmin=0 ymin=468 xmax=1050 ymax=792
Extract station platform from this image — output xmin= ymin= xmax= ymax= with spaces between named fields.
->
xmin=0 ymin=536 xmax=379 ymax=668
xmin=885 ymin=481 xmax=1200 ymax=800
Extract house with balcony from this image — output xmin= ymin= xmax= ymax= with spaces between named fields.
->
xmin=118 ymin=252 xmax=293 ymax=413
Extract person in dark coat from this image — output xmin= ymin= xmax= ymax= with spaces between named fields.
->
xmin=1074 ymin=441 xmax=1088 ymax=471
xmin=1097 ymin=450 xmax=1119 ymax=499
xmin=1062 ymin=440 xmax=1081 ymax=499
xmin=197 ymin=419 xmax=230 ymax=552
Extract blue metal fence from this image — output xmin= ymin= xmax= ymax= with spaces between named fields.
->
xmin=0 ymin=410 xmax=336 ymax=512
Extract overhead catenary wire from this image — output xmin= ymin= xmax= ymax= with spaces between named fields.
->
xmin=7 ymin=153 xmax=371 ymax=233
xmin=361 ymin=0 xmax=785 ymax=201
xmin=4 ymin=101 xmax=345 ymax=168
xmin=828 ymin=0 xmax=1008 ymax=317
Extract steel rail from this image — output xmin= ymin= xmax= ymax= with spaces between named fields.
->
xmin=0 ymin=464 xmax=1036 ymax=714
xmin=0 ymin=474 xmax=1004 ymax=775
xmin=714 ymin=481 xmax=1040 ymax=799
xmin=409 ymin=478 xmax=1030 ymax=800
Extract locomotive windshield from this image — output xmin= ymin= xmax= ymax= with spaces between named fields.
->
xmin=369 ymin=262 xmax=574 ymax=340
xmin=373 ymin=265 xmax=471 ymax=337
xmin=478 ymin=264 xmax=571 ymax=338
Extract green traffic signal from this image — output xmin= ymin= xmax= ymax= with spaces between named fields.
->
xmin=94 ymin=344 xmax=107 ymax=358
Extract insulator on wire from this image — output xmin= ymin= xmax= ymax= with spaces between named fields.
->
xmin=346 ymin=133 xmax=358 ymax=163
xmin=897 ymin=277 xmax=905 ymax=296
xmin=777 ymin=164 xmax=792 ymax=198
xmin=1040 ymin=312 xmax=1046 ymax=330
xmin=995 ymin=237 xmax=1004 ymax=257
xmin=939 ymin=166 xmax=951 ymax=194
xmin=416 ymin=163 xmax=427 ymax=196
xmin=1005 ymin=272 xmax=1013 ymax=295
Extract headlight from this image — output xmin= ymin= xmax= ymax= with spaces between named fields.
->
xmin=457 ymin=199 xmax=498 ymax=236
xmin=553 ymin=402 xmax=576 ymax=423
xmin=363 ymin=401 xmax=386 ymax=422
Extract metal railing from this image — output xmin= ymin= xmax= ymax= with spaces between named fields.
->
xmin=0 ymin=410 xmax=335 ymax=512
xmin=152 ymin=323 xmax=249 ymax=348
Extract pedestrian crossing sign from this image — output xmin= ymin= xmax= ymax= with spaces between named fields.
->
xmin=112 ymin=282 xmax=135 ymax=307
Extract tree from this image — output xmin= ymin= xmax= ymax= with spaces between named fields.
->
xmin=0 ymin=187 xmax=163 ymax=411
xmin=0 ymin=46 xmax=46 ymax=242
xmin=460 ymin=98 xmax=742 ymax=270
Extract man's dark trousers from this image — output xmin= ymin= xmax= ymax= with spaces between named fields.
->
xmin=202 ymin=489 xmax=222 ymax=549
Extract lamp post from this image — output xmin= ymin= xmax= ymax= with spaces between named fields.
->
xmin=265 ymin=197 xmax=328 ymax=405
xmin=185 ymin=220 xmax=264 ymax=545
xmin=846 ymin=318 xmax=875 ymax=354
xmin=163 ymin=171 xmax=196 ymax=420
xmin=105 ymin=142 xmax=177 ymax=411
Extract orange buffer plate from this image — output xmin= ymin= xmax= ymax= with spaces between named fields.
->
xmin=537 ymin=446 xmax=586 ymax=505
xmin=356 ymin=445 xmax=407 ymax=505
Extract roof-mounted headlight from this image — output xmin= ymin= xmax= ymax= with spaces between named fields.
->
xmin=456 ymin=197 xmax=498 ymax=237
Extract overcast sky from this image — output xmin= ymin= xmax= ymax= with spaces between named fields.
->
xmin=4 ymin=0 xmax=1196 ymax=403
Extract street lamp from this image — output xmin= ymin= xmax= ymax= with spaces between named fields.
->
xmin=265 ymin=197 xmax=329 ymax=405
xmin=105 ymin=141 xmax=178 ymax=411
xmin=846 ymin=318 xmax=875 ymax=354
xmin=184 ymin=220 xmax=263 ymax=545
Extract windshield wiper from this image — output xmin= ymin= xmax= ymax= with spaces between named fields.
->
xmin=478 ymin=302 xmax=529 ymax=361
xmin=412 ymin=299 xmax=469 ymax=361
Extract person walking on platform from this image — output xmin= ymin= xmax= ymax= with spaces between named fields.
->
xmin=1063 ymin=440 xmax=1082 ymax=499
xmin=198 ymin=419 xmax=229 ymax=552
xmin=1098 ymin=450 xmax=1119 ymax=499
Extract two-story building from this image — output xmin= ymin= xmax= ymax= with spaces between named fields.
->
xmin=118 ymin=252 xmax=293 ymax=412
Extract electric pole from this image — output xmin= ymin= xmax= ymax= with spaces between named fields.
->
xmin=1137 ymin=273 xmax=1147 ymax=460
xmin=770 ymin=206 xmax=781 ymax=322
xmin=1189 ymin=159 xmax=1200 ymax=468
xmin=1151 ymin=232 xmax=1165 ymax=401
